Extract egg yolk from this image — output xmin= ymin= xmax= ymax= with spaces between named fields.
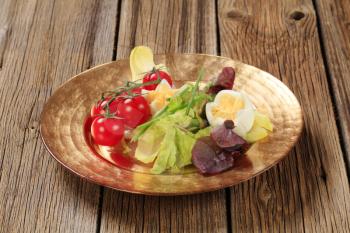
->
xmin=211 ymin=93 xmax=245 ymax=120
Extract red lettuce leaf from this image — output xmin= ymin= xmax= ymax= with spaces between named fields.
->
xmin=192 ymin=137 xmax=234 ymax=174
xmin=207 ymin=67 xmax=235 ymax=95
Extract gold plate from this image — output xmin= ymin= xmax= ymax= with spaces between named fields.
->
xmin=40 ymin=54 xmax=303 ymax=195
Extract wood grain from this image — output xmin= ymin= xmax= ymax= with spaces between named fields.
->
xmin=218 ymin=0 xmax=350 ymax=232
xmin=99 ymin=0 xmax=228 ymax=232
xmin=314 ymin=0 xmax=350 ymax=172
xmin=2 ymin=0 xmax=349 ymax=232
xmin=0 ymin=0 xmax=119 ymax=232
xmin=0 ymin=0 xmax=14 ymax=69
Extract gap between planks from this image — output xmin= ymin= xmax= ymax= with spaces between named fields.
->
xmin=214 ymin=0 xmax=233 ymax=232
xmin=95 ymin=0 xmax=123 ymax=232
xmin=311 ymin=0 xmax=350 ymax=179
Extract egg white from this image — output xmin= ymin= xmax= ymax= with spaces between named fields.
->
xmin=206 ymin=90 xmax=256 ymax=137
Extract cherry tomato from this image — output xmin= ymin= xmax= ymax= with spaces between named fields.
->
xmin=91 ymin=116 xmax=125 ymax=146
xmin=91 ymin=97 xmax=121 ymax=118
xmin=117 ymin=96 xmax=151 ymax=128
xmin=143 ymin=70 xmax=172 ymax=91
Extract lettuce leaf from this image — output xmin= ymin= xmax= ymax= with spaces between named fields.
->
xmin=150 ymin=127 xmax=198 ymax=174
xmin=134 ymin=121 xmax=167 ymax=163
xmin=150 ymin=129 xmax=177 ymax=174
xmin=174 ymin=128 xmax=196 ymax=168
xmin=135 ymin=124 xmax=213 ymax=174
xmin=132 ymin=84 xmax=194 ymax=141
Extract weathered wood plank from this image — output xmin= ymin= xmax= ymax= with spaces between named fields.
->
xmin=100 ymin=0 xmax=227 ymax=233
xmin=314 ymin=0 xmax=350 ymax=172
xmin=0 ymin=0 xmax=15 ymax=69
xmin=218 ymin=0 xmax=350 ymax=232
xmin=0 ymin=0 xmax=119 ymax=232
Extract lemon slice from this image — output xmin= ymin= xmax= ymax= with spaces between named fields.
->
xmin=243 ymin=112 xmax=273 ymax=143
xmin=254 ymin=111 xmax=273 ymax=131
xmin=245 ymin=127 xmax=268 ymax=143
xmin=130 ymin=46 xmax=170 ymax=82
xmin=130 ymin=46 xmax=156 ymax=81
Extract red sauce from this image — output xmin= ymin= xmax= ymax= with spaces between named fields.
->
xmin=83 ymin=116 xmax=135 ymax=169
xmin=233 ymin=155 xmax=253 ymax=170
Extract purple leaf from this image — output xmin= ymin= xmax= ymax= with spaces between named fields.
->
xmin=210 ymin=120 xmax=248 ymax=152
xmin=192 ymin=137 xmax=234 ymax=174
xmin=207 ymin=67 xmax=235 ymax=95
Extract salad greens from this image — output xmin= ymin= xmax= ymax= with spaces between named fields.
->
xmin=132 ymin=81 xmax=212 ymax=141
xmin=90 ymin=45 xmax=273 ymax=176
xmin=133 ymin=71 xmax=213 ymax=174
xmin=135 ymin=118 xmax=211 ymax=174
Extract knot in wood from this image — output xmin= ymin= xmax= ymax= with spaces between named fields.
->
xmin=289 ymin=10 xmax=306 ymax=21
xmin=258 ymin=182 xmax=272 ymax=206
xmin=345 ymin=22 xmax=350 ymax=30
xmin=226 ymin=9 xmax=246 ymax=20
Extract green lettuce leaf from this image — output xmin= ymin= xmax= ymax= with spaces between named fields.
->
xmin=132 ymin=84 xmax=194 ymax=141
xmin=150 ymin=129 xmax=177 ymax=174
xmin=174 ymin=128 xmax=196 ymax=168
xmin=134 ymin=120 xmax=167 ymax=163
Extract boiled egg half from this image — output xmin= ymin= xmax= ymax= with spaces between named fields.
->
xmin=206 ymin=90 xmax=273 ymax=142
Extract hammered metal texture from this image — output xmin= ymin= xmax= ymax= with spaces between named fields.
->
xmin=40 ymin=54 xmax=303 ymax=195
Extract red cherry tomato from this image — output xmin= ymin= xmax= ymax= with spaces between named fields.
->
xmin=91 ymin=97 xmax=121 ymax=118
xmin=91 ymin=116 xmax=125 ymax=146
xmin=117 ymin=96 xmax=151 ymax=128
xmin=143 ymin=70 xmax=172 ymax=91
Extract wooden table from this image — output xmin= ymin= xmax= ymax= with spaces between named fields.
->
xmin=1 ymin=0 xmax=349 ymax=232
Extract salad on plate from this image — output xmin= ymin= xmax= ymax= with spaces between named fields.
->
xmin=87 ymin=46 xmax=273 ymax=175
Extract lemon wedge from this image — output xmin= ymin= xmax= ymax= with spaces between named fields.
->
xmin=130 ymin=46 xmax=169 ymax=81
xmin=130 ymin=46 xmax=155 ymax=81
xmin=254 ymin=111 xmax=273 ymax=131
xmin=244 ymin=111 xmax=273 ymax=143
xmin=245 ymin=127 xmax=268 ymax=143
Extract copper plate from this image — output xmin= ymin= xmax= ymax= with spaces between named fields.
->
xmin=40 ymin=54 xmax=303 ymax=195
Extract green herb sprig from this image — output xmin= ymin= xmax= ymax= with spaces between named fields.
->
xmin=186 ymin=67 xmax=205 ymax=115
